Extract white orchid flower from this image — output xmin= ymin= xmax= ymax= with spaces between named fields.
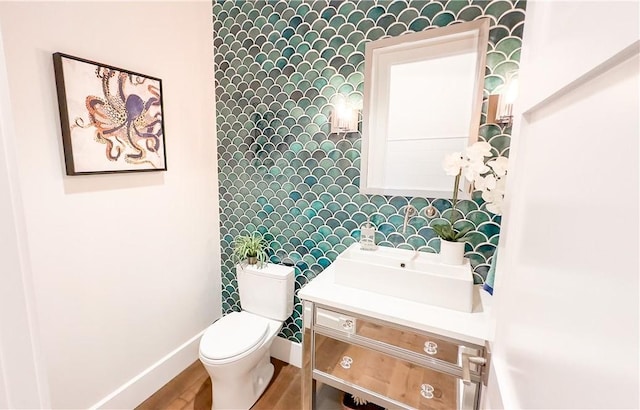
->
xmin=440 ymin=142 xmax=509 ymax=217
xmin=494 ymin=175 xmax=507 ymax=193
xmin=486 ymin=197 xmax=504 ymax=215
xmin=474 ymin=174 xmax=497 ymax=191
xmin=479 ymin=174 xmax=507 ymax=215
xmin=487 ymin=156 xmax=509 ymax=177
xmin=462 ymin=158 xmax=490 ymax=182
xmin=465 ymin=141 xmax=492 ymax=162
xmin=482 ymin=188 xmax=504 ymax=215
xmin=442 ymin=152 xmax=465 ymax=176
xmin=481 ymin=187 xmax=502 ymax=203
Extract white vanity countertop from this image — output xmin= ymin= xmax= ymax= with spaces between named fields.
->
xmin=298 ymin=264 xmax=495 ymax=346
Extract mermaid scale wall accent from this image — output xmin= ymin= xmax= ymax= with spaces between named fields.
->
xmin=214 ymin=0 xmax=526 ymax=343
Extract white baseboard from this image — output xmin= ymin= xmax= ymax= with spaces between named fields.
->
xmin=89 ymin=330 xmax=205 ymax=409
xmin=270 ymin=336 xmax=302 ymax=368
xmin=89 ymin=331 xmax=301 ymax=409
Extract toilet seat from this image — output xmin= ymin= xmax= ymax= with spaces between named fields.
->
xmin=200 ymin=311 xmax=269 ymax=363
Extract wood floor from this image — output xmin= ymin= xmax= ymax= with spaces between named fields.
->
xmin=135 ymin=358 xmax=303 ymax=410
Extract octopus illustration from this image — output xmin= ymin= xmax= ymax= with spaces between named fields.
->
xmin=74 ymin=67 xmax=163 ymax=167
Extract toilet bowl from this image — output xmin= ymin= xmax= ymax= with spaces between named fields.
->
xmin=199 ymin=311 xmax=282 ymax=410
xmin=199 ymin=263 xmax=294 ymax=409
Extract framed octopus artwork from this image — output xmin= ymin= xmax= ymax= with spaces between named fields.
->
xmin=53 ymin=53 xmax=166 ymax=175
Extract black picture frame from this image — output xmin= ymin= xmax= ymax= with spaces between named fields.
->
xmin=53 ymin=53 xmax=167 ymax=175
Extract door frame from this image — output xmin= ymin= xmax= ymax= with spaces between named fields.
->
xmin=0 ymin=22 xmax=51 ymax=408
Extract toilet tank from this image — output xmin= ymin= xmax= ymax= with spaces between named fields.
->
xmin=237 ymin=263 xmax=294 ymax=321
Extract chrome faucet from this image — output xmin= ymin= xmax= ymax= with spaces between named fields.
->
xmin=402 ymin=205 xmax=417 ymax=234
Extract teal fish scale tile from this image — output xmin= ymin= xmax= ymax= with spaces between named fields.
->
xmin=215 ymin=0 xmax=526 ymax=344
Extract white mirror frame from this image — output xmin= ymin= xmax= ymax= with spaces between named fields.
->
xmin=360 ymin=19 xmax=490 ymax=199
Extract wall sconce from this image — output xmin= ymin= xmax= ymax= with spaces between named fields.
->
xmin=488 ymin=77 xmax=519 ymax=125
xmin=331 ymin=100 xmax=358 ymax=133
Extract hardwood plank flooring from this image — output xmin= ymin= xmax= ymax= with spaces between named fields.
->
xmin=136 ymin=358 xmax=303 ymax=410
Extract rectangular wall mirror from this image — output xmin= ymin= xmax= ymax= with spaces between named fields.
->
xmin=360 ymin=19 xmax=490 ymax=198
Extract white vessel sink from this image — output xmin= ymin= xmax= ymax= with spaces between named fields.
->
xmin=333 ymin=243 xmax=474 ymax=312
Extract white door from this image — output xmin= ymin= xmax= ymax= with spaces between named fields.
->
xmin=485 ymin=1 xmax=639 ymax=409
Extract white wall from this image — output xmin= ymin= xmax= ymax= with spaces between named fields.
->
xmin=0 ymin=1 xmax=221 ymax=408
xmin=0 ymin=25 xmax=50 ymax=408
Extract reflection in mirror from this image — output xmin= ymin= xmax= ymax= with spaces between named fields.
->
xmin=361 ymin=19 xmax=490 ymax=198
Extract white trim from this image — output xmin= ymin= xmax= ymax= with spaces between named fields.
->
xmin=270 ymin=336 xmax=302 ymax=368
xmin=90 ymin=330 xmax=205 ymax=409
xmin=522 ymin=40 xmax=640 ymax=116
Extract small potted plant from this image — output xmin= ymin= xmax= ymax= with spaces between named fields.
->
xmin=432 ymin=221 xmax=472 ymax=265
xmin=232 ymin=232 xmax=269 ymax=267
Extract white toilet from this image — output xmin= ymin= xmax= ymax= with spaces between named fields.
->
xmin=199 ymin=263 xmax=294 ymax=410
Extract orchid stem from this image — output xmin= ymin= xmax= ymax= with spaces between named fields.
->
xmin=451 ymin=171 xmax=460 ymax=224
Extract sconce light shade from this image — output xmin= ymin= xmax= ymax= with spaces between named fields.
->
xmin=488 ymin=78 xmax=519 ymax=125
xmin=331 ymin=102 xmax=358 ymax=133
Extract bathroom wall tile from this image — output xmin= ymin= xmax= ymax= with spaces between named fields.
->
xmin=214 ymin=0 xmax=526 ymax=344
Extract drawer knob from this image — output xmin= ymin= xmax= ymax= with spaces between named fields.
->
xmin=340 ymin=356 xmax=353 ymax=369
xmin=420 ymin=383 xmax=434 ymax=399
xmin=423 ymin=341 xmax=438 ymax=355
xmin=342 ymin=319 xmax=354 ymax=330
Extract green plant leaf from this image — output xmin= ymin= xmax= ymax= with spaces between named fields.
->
xmin=432 ymin=223 xmax=456 ymax=241
xmin=453 ymin=226 xmax=473 ymax=241
xmin=232 ymin=232 xmax=269 ymax=266
xmin=433 ymin=222 xmax=471 ymax=242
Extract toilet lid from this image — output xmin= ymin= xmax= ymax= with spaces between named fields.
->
xmin=200 ymin=312 xmax=269 ymax=360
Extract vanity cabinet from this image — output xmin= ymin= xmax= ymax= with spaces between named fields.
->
xmin=299 ymin=267 xmax=493 ymax=410
xmin=303 ymin=304 xmax=485 ymax=410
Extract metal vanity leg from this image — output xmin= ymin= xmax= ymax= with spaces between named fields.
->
xmin=302 ymin=301 xmax=316 ymax=410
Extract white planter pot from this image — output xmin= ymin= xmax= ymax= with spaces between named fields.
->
xmin=439 ymin=240 xmax=465 ymax=265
